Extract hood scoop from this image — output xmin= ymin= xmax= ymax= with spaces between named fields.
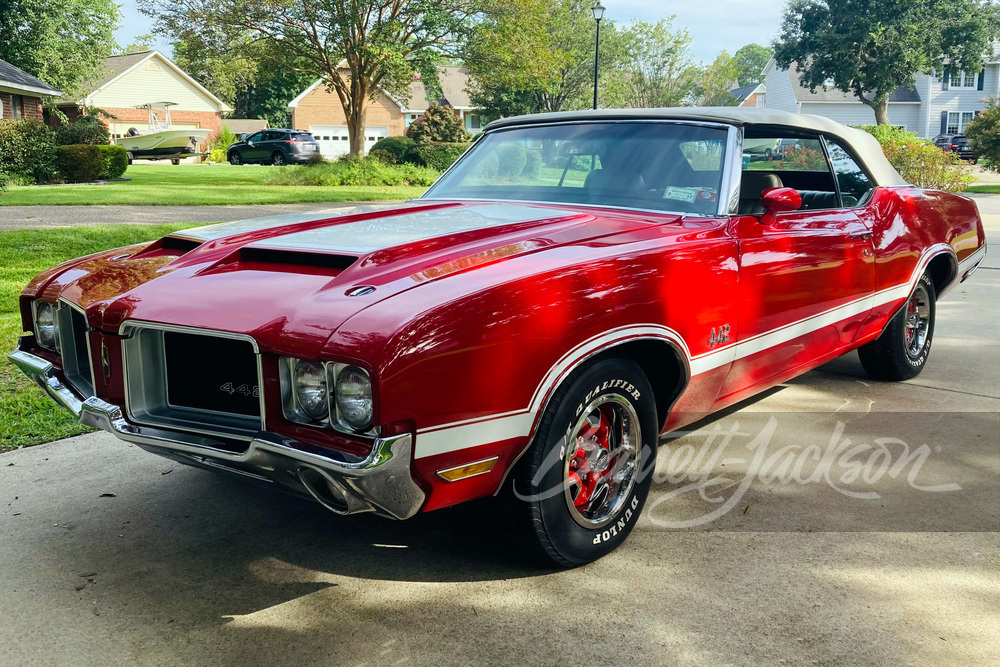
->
xmin=199 ymin=246 xmax=358 ymax=278
xmin=131 ymin=235 xmax=203 ymax=260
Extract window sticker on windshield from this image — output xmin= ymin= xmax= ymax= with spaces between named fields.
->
xmin=696 ymin=187 xmax=717 ymax=203
xmin=663 ymin=186 xmax=698 ymax=203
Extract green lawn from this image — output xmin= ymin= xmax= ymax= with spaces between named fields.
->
xmin=1 ymin=223 xmax=200 ymax=452
xmin=966 ymin=184 xmax=1000 ymax=194
xmin=0 ymin=164 xmax=427 ymax=206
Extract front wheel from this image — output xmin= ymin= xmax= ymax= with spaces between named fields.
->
xmin=859 ymin=272 xmax=936 ymax=381
xmin=271 ymin=151 xmax=286 ymax=166
xmin=506 ymin=357 xmax=657 ymax=567
xmin=228 ymin=151 xmax=242 ymax=166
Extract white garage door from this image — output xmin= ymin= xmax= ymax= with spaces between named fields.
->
xmin=310 ymin=125 xmax=388 ymax=158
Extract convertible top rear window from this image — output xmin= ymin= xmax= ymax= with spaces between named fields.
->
xmin=422 ymin=122 xmax=729 ymax=215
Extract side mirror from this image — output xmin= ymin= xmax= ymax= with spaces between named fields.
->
xmin=759 ymin=187 xmax=801 ymax=224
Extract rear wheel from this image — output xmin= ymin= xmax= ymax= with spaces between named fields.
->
xmin=506 ymin=358 xmax=657 ymax=568
xmin=228 ymin=151 xmax=242 ymax=166
xmin=859 ymin=272 xmax=936 ymax=381
xmin=271 ymin=151 xmax=287 ymax=166
xmin=126 ymin=151 xmax=134 ymax=165
xmin=170 ymin=158 xmax=180 ymax=165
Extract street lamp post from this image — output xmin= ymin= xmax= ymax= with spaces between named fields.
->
xmin=591 ymin=2 xmax=605 ymax=110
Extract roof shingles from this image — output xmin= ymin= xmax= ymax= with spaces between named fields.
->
xmin=0 ymin=58 xmax=61 ymax=96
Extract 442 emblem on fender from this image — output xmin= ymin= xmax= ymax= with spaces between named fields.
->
xmin=709 ymin=324 xmax=730 ymax=347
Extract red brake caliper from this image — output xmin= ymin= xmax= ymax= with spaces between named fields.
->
xmin=569 ymin=406 xmax=614 ymax=513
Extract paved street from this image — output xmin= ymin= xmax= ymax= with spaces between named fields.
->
xmin=0 ymin=197 xmax=997 ymax=666
xmin=0 ymin=203 xmax=385 ymax=231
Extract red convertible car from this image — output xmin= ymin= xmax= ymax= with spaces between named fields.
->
xmin=10 ymin=109 xmax=987 ymax=566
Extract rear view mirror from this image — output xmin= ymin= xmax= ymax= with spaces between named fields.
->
xmin=760 ymin=187 xmax=802 ymax=224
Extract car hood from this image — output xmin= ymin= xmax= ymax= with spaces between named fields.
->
xmin=44 ymin=201 xmax=670 ymax=358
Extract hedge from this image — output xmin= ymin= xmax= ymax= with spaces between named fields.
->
xmin=97 ymin=145 xmax=128 ymax=179
xmin=56 ymin=144 xmax=103 ymax=183
xmin=370 ymin=136 xmax=417 ymax=164
xmin=0 ymin=119 xmax=57 ymax=182
xmin=55 ymin=116 xmax=110 ymax=146
xmin=497 ymin=143 xmax=527 ymax=177
xmin=857 ymin=125 xmax=974 ymax=191
xmin=410 ymin=142 xmax=469 ymax=170
xmin=267 ymin=157 xmax=439 ymax=187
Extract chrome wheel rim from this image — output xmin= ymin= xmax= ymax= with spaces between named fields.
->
xmin=904 ymin=284 xmax=931 ymax=358
xmin=563 ymin=394 xmax=641 ymax=528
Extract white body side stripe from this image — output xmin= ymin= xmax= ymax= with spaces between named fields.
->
xmin=414 ymin=246 xmax=959 ymax=459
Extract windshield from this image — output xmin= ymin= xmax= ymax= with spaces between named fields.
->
xmin=422 ymin=121 xmax=729 ymax=214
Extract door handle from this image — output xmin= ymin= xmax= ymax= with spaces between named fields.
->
xmin=849 ymin=230 xmax=873 ymax=240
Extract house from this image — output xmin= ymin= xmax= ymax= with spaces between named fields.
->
xmin=223 ymin=118 xmax=270 ymax=138
xmin=54 ymin=51 xmax=231 ymax=148
xmin=731 ymin=82 xmax=766 ymax=108
xmin=287 ymin=66 xmax=482 ymax=158
xmin=0 ymin=58 xmax=62 ymax=121
xmin=763 ymin=54 xmax=1000 ymax=138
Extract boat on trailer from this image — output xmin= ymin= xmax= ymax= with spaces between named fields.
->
xmin=114 ymin=102 xmax=212 ymax=165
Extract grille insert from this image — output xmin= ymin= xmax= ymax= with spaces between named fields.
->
xmin=56 ymin=303 xmax=94 ymax=397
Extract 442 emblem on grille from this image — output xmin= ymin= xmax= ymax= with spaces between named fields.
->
xmin=220 ymin=382 xmax=260 ymax=398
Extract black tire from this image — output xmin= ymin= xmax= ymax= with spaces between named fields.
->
xmin=764 ymin=148 xmax=772 ymax=159
xmin=271 ymin=151 xmax=286 ymax=166
xmin=859 ymin=272 xmax=936 ymax=381
xmin=126 ymin=151 xmax=134 ymax=165
xmin=506 ymin=357 xmax=658 ymax=568
xmin=171 ymin=158 xmax=180 ymax=165
xmin=228 ymin=151 xmax=242 ymax=166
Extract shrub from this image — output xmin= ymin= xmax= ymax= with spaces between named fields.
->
xmin=371 ymin=136 xmax=417 ymax=164
xmin=496 ymin=143 xmax=527 ymax=177
xmin=0 ymin=119 xmax=57 ymax=182
xmin=210 ymin=124 xmax=239 ymax=163
xmin=473 ymin=152 xmax=500 ymax=179
xmin=55 ymin=115 xmax=110 ymax=146
xmin=303 ymin=152 xmax=327 ymax=166
xmin=523 ymin=150 xmax=542 ymax=178
xmin=96 ymin=145 xmax=128 ymax=179
xmin=965 ymin=97 xmax=1000 ymax=172
xmin=410 ymin=142 xmax=470 ymax=170
xmin=56 ymin=144 xmax=103 ymax=183
xmin=266 ymin=156 xmax=440 ymax=187
xmin=858 ymin=125 xmax=973 ymax=191
xmin=406 ymin=105 xmax=471 ymax=143
xmin=0 ymin=172 xmax=7 ymax=192
xmin=369 ymin=148 xmax=398 ymax=165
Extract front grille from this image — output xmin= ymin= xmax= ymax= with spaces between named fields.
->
xmin=121 ymin=324 xmax=263 ymax=439
xmin=56 ymin=302 xmax=94 ymax=397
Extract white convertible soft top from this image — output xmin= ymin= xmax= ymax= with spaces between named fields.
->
xmin=486 ymin=107 xmax=907 ymax=187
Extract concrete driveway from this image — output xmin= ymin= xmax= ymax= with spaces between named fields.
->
xmin=1 ymin=199 xmax=997 ymax=666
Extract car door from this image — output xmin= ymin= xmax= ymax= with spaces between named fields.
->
xmin=243 ymin=131 xmax=266 ymax=161
xmin=716 ymin=133 xmax=876 ymax=405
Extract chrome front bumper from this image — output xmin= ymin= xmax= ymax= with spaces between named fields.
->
xmin=8 ymin=344 xmax=425 ymax=520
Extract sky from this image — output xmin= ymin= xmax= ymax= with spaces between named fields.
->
xmin=115 ymin=0 xmax=786 ymax=64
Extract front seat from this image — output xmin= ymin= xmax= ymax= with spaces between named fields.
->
xmin=739 ymin=172 xmax=784 ymax=215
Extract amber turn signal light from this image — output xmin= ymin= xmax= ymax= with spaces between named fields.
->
xmin=436 ymin=457 xmax=499 ymax=482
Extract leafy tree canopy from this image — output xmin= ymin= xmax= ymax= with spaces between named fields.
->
xmin=140 ymin=0 xmax=469 ymax=157
xmin=0 ymin=0 xmax=120 ymax=97
xmin=734 ymin=43 xmax=771 ymax=87
xmin=121 ymin=34 xmax=155 ymax=55
xmin=773 ymin=0 xmax=1000 ymax=124
xmin=698 ymin=50 xmax=740 ymax=106
xmin=965 ymin=97 xmax=1000 ymax=172
xmin=599 ymin=17 xmax=701 ymax=108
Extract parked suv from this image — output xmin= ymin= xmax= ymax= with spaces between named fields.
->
xmin=933 ymin=134 xmax=979 ymax=163
xmin=227 ymin=129 xmax=321 ymax=165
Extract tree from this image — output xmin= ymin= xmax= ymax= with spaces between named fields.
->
xmin=965 ymin=97 xmax=1000 ymax=171
xmin=140 ymin=0 xmax=468 ymax=157
xmin=464 ymin=0 xmax=620 ymax=117
xmin=697 ymin=51 xmax=740 ymax=106
xmin=0 ymin=0 xmax=120 ymax=97
xmin=734 ymin=43 xmax=771 ymax=87
xmin=773 ymin=0 xmax=1000 ymax=125
xmin=121 ymin=34 xmax=155 ymax=55
xmin=599 ymin=18 xmax=700 ymax=108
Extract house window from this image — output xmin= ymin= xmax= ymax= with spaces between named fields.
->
xmin=947 ymin=111 xmax=975 ymax=134
xmin=469 ymin=114 xmax=482 ymax=130
xmin=756 ymin=94 xmax=765 ymax=108
xmin=10 ymin=94 xmax=23 ymax=119
xmin=953 ymin=70 xmax=978 ymax=89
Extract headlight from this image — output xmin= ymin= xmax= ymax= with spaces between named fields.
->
xmin=293 ymin=361 xmax=329 ymax=421
xmin=34 ymin=301 xmax=58 ymax=350
xmin=335 ymin=366 xmax=373 ymax=431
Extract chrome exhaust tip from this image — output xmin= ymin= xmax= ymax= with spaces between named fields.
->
xmin=297 ymin=467 xmax=355 ymax=515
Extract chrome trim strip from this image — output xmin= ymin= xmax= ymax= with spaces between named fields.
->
xmin=418 ymin=198 xmax=714 ymax=220
xmin=78 ymin=397 xmax=425 ymax=519
xmin=8 ymin=345 xmax=84 ymax=416
xmin=958 ymin=243 xmax=987 ymax=282
xmin=720 ymin=125 xmax=743 ymax=216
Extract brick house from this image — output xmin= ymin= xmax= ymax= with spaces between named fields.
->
xmin=0 ymin=59 xmax=62 ymax=121
xmin=287 ymin=66 xmax=482 ymax=158
xmin=53 ymin=51 xmax=230 ymax=155
xmin=731 ymin=82 xmax=766 ymax=108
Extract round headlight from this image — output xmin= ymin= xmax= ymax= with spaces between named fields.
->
xmin=335 ymin=366 xmax=373 ymax=431
xmin=35 ymin=302 xmax=58 ymax=350
xmin=293 ymin=361 xmax=329 ymax=421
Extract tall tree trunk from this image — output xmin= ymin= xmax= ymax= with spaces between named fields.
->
xmin=871 ymin=96 xmax=890 ymax=125
xmin=347 ymin=96 xmax=368 ymax=158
